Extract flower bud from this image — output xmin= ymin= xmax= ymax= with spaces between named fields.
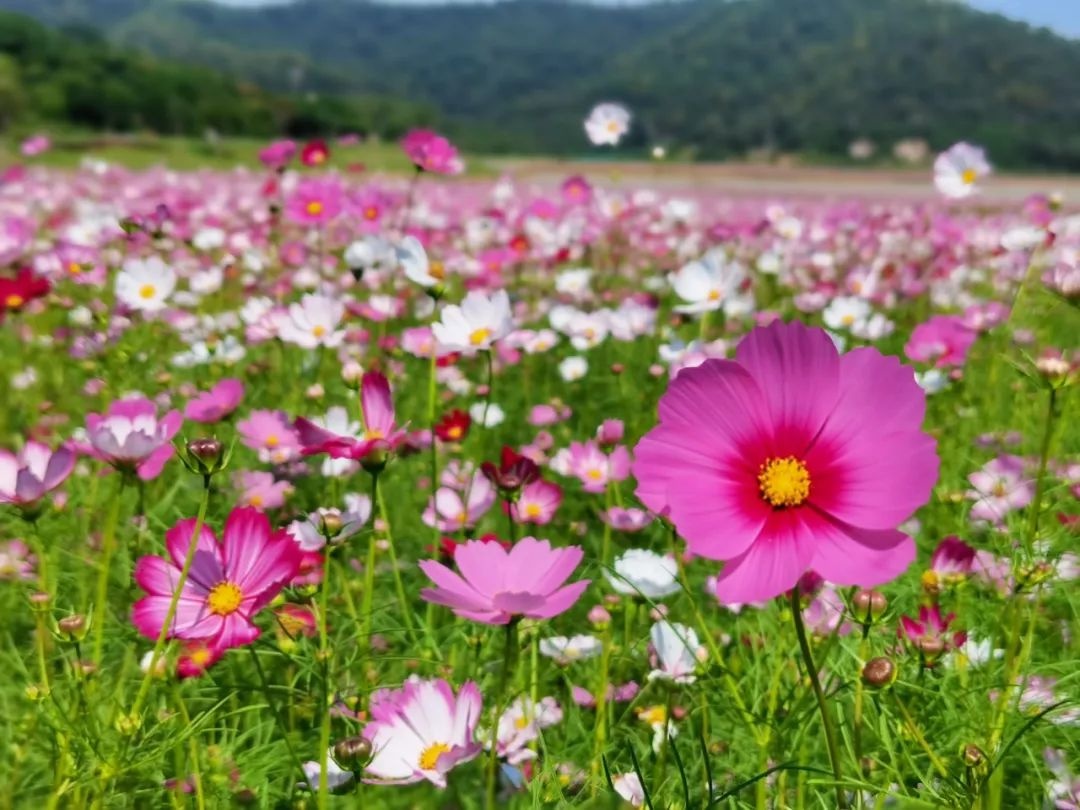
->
xmin=28 ymin=591 xmax=51 ymax=612
xmin=861 ymin=657 xmax=897 ymax=689
xmin=320 ymin=512 xmax=343 ymax=539
xmin=57 ymin=614 xmax=88 ymax=641
xmin=852 ymin=589 xmax=887 ymax=623
xmin=360 ymin=444 xmax=389 ymax=474
xmin=181 ymin=437 xmax=231 ymax=478
xmin=333 ymin=736 xmax=373 ymax=768
xmin=588 ymin=605 xmax=611 ymax=628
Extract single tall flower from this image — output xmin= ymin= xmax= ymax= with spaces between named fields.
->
xmin=0 ymin=441 xmax=75 ymax=510
xmin=934 ymin=142 xmax=991 ymax=199
xmin=400 ymin=129 xmax=464 ymax=175
xmin=131 ymin=507 xmax=302 ymax=651
xmin=86 ymin=397 xmax=182 ymax=480
xmin=362 ymin=677 xmax=482 ymax=787
xmin=419 ymin=537 xmax=589 ymax=624
xmin=633 ymin=320 xmax=938 ymax=604
xmin=585 ymin=103 xmax=631 ymax=146
xmin=431 ymin=290 xmax=513 ymax=354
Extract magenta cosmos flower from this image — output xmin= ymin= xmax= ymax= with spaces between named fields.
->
xmin=362 ymin=676 xmax=482 ymax=787
xmin=419 ymin=537 xmax=588 ymax=624
xmin=400 ymin=129 xmax=464 ymax=175
xmin=85 ymin=397 xmax=182 ymax=480
xmin=0 ymin=441 xmax=75 ymax=509
xmin=285 ymin=177 xmax=344 ymax=226
xmin=184 ymin=378 xmax=244 ymax=424
xmin=131 ymin=507 xmax=302 ymax=650
xmin=295 ymin=370 xmax=406 ymax=461
xmin=904 ymin=314 xmax=976 ymax=369
xmin=633 ymin=320 xmax=938 ymax=604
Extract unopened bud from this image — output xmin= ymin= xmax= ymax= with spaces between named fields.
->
xmin=852 ymin=589 xmax=887 ymax=622
xmin=360 ymin=445 xmax=389 ymax=474
xmin=28 ymin=591 xmax=51 ymax=611
xmin=588 ymin=605 xmax=611 ymax=627
xmin=861 ymin=657 xmax=897 ymax=689
xmin=915 ymin=637 xmax=946 ymax=658
xmin=57 ymin=614 xmax=87 ymax=641
xmin=963 ymin=744 xmax=985 ymax=768
xmin=320 ymin=513 xmax=343 ymax=538
xmin=333 ymin=736 xmax=373 ymax=768
xmin=182 ymin=437 xmax=230 ymax=478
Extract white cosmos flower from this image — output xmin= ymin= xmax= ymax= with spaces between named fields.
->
xmin=558 ymin=356 xmax=588 ymax=381
xmin=916 ymin=369 xmax=949 ymax=394
xmin=648 ymin=621 xmax=703 ymax=684
xmin=395 ymin=235 xmax=445 ymax=289
xmin=539 ymin=635 xmax=602 ymax=664
xmin=584 ymin=102 xmax=631 ymax=146
xmin=115 ymin=257 xmax=176 ymax=313
xmin=612 ymin=773 xmax=646 ymax=807
xmin=555 ymin=268 xmax=593 ymax=297
xmin=670 ymin=250 xmax=752 ymax=316
xmin=953 ymin=637 xmax=1004 ymax=668
xmin=192 ymin=227 xmax=226 ymax=252
xmin=277 ymin=294 xmax=346 ymax=349
xmin=822 ymin=296 xmax=871 ymax=331
xmin=934 ymin=142 xmax=991 ymax=199
xmin=468 ymin=401 xmax=505 ymax=428
xmin=431 ymin=290 xmax=513 ymax=353
xmin=607 ymin=549 xmax=680 ymax=599
xmin=344 ymin=236 xmax=395 ymax=274
xmin=301 ymin=751 xmax=354 ymax=793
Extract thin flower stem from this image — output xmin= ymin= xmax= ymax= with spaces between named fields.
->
xmin=790 ymin=585 xmax=847 ymax=809
xmin=247 ymin=646 xmax=305 ymax=792
xmin=486 ymin=620 xmax=518 ymax=810
xmin=91 ymin=477 xmax=126 ymax=665
xmin=317 ymin=546 xmax=333 ymax=810
xmin=590 ymin=617 xmax=613 ymax=791
xmin=129 ymin=475 xmax=212 ymax=723
xmin=171 ymin=684 xmax=206 ymax=810
xmin=360 ymin=474 xmax=379 ymax=660
xmin=427 ymin=344 xmax=440 ymax=545
xmin=375 ymin=476 xmax=422 ymax=651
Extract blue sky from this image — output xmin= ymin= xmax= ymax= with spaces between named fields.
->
xmin=212 ymin=0 xmax=1080 ymax=37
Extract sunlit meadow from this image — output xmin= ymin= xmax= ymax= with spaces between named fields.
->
xmin=0 ymin=125 xmax=1077 ymax=810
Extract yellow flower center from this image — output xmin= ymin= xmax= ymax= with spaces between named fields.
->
xmin=524 ymin=503 xmax=542 ymax=518
xmin=138 ymin=284 xmax=157 ymax=300
xmin=961 ymin=168 xmax=977 ymax=185
xmin=306 ymin=200 xmax=324 ymax=216
xmin=248 ymin=494 xmax=264 ymax=508
xmin=364 ymin=206 xmax=379 ymax=220
xmin=757 ymin=456 xmax=811 ymax=508
xmin=638 ymin=705 xmax=666 ymax=726
xmin=429 ymin=261 xmax=445 ymax=280
xmin=446 ymin=425 xmax=462 ymax=440
xmin=841 ymin=313 xmax=855 ymax=326
xmin=265 ymin=434 xmax=280 ymax=448
xmin=207 ymin=581 xmax=244 ymax=616
xmin=468 ymin=327 xmax=491 ymax=346
xmin=707 ymin=289 xmax=721 ymax=301
xmin=364 ymin=428 xmax=385 ymax=441
xmin=188 ymin=645 xmax=213 ymax=666
xmin=514 ymin=715 xmax=530 ymax=730
xmin=586 ymin=469 xmax=604 ymax=481
xmin=312 ymin=325 xmax=327 ymax=338
xmin=68 ymin=261 xmax=82 ymax=275
xmin=418 ymin=742 xmax=451 ymax=770
xmin=4 ymin=294 xmax=24 ymax=308
xmin=991 ymin=482 xmax=1007 ymax=497
xmin=606 ymin=120 xmax=621 ymax=134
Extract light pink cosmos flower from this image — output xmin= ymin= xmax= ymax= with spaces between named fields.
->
xmin=633 ymin=320 xmax=938 ymax=604
xmin=612 ymin=773 xmax=646 ymax=807
xmin=131 ymin=507 xmax=302 ymax=651
xmin=285 ymin=177 xmax=344 ymax=225
xmin=0 ymin=540 xmax=35 ymax=581
xmin=237 ymin=410 xmax=300 ymax=464
xmin=507 ymin=479 xmax=562 ymax=526
xmin=967 ymin=455 xmax=1034 ymax=525
xmin=400 ymin=129 xmax=464 ymax=176
xmin=85 ymin=397 xmax=182 ymax=480
xmin=419 ymin=537 xmax=589 ymax=624
xmin=184 ymin=379 xmax=245 ymax=423
xmin=422 ymin=473 xmax=496 ymax=532
xmin=362 ymin=676 xmax=482 ymax=787
xmin=236 ymin=470 xmax=293 ymax=511
xmin=490 ymin=696 xmax=563 ymax=764
xmin=904 ymin=315 xmax=977 ymax=369
xmin=0 ymin=441 xmax=75 ymax=509
xmin=566 ymin=440 xmax=631 ymax=494
xmin=295 ymin=371 xmax=406 ymax=461
xmin=276 ymin=294 xmax=346 ymax=350
xmin=928 ymin=536 xmax=976 ymax=583
xmin=20 ymin=134 xmax=51 ymax=157
xmin=601 ymin=507 xmax=652 ymax=533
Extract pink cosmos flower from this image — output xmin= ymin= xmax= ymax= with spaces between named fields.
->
xmin=258 ymin=139 xmax=296 ymax=170
xmin=566 ymin=441 xmax=631 ymax=494
xmin=904 ymin=315 xmax=977 ymax=368
xmin=362 ymin=677 xmax=482 ymax=787
xmin=236 ymin=470 xmax=293 ymax=510
xmin=0 ymin=539 xmax=35 ymax=581
xmin=419 ymin=537 xmax=589 ymax=624
xmin=86 ymin=397 xmax=182 ymax=480
xmin=237 ymin=410 xmax=300 ymax=464
xmin=185 ymin=379 xmax=245 ymax=423
xmin=633 ymin=320 xmax=938 ymax=604
xmin=423 ymin=473 xmax=496 ymax=532
xmin=295 ymin=371 xmax=406 ymax=461
xmin=400 ymin=129 xmax=464 ymax=175
xmin=20 ymin=135 xmax=51 ymax=157
xmin=927 ymin=536 xmax=976 ymax=584
xmin=967 ymin=455 xmax=1034 ymax=525
xmin=507 ymin=479 xmax=563 ymax=526
xmin=131 ymin=507 xmax=302 ymax=650
xmin=0 ymin=441 xmax=75 ymax=509
xmin=285 ymin=178 xmax=344 ymax=226
xmin=601 ymin=507 xmax=652 ymax=532
xmin=898 ymin=605 xmax=966 ymax=657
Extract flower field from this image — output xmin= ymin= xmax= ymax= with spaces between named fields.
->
xmin=0 ymin=132 xmax=1077 ymax=809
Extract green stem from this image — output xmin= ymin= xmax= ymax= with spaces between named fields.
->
xmin=317 ymin=547 xmax=333 ymax=810
xmin=790 ymin=585 xmax=847 ymax=809
xmin=590 ymin=618 xmax=613 ymax=791
xmin=375 ymin=476 xmax=422 ymax=651
xmin=427 ymin=327 xmax=440 ymax=546
xmin=247 ymin=647 xmax=306 ymax=791
xmin=360 ymin=474 xmax=379 ymax=660
xmin=485 ymin=620 xmax=519 ymax=810
xmin=91 ymin=478 xmax=126 ymax=665
xmin=129 ymin=475 xmax=212 ymax=722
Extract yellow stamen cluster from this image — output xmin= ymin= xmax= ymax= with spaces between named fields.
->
xmin=207 ymin=582 xmax=244 ymax=616
xmin=418 ymin=742 xmax=451 ymax=770
xmin=757 ymin=456 xmax=811 ymax=508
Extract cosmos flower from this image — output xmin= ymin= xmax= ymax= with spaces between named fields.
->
xmin=613 ymin=773 xmax=646 ymax=807
xmin=422 ymin=472 xmax=496 ymax=532
xmin=904 ymin=315 xmax=976 ymax=368
xmin=566 ymin=441 xmax=631 ymax=494
xmin=419 ymin=537 xmax=589 ymax=624
xmin=258 ymin=139 xmax=296 ymax=169
xmin=488 ymin=696 xmax=563 ymax=764
xmin=285 ymin=178 xmax=344 ymax=226
xmin=434 ymin=410 xmax=471 ymax=443
xmin=898 ymin=605 xmax=966 ymax=659
xmin=115 ymin=257 xmax=176 ymax=313
xmin=237 ymin=410 xmax=301 ymax=464
xmin=606 ymin=549 xmax=680 ymax=599
xmin=648 ymin=621 xmax=703 ymax=684
xmin=362 ymin=677 xmax=482 ymax=787
xmin=236 ymin=470 xmax=293 ymax=510
xmin=670 ymin=250 xmax=752 ymax=316
xmin=396 ymin=235 xmax=446 ymax=289
xmin=584 ymin=103 xmax=631 ymax=146
xmin=507 ymin=479 xmax=562 ymax=526
xmin=131 ymin=507 xmax=303 ymax=651
xmin=934 ymin=142 xmax=991 ymax=199
xmin=538 ymin=634 xmax=602 ymax=664
xmin=276 ymin=294 xmax=346 ymax=349
xmin=0 ymin=441 xmax=75 ymax=510
xmin=85 ymin=397 xmax=182 ymax=480
xmin=967 ymin=455 xmax=1034 ymax=525
xmin=0 ymin=268 xmax=50 ymax=317
xmin=300 ymin=139 xmax=330 ymax=167
xmin=184 ymin=379 xmax=245 ymax=423
xmin=633 ymin=320 xmax=938 ymax=604
xmin=432 ymin=290 xmax=514 ymax=354
xmin=400 ymin=129 xmax=465 ymax=175
xmin=295 ymin=371 xmax=406 ymax=461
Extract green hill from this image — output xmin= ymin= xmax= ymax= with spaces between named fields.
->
xmin=5 ymin=0 xmax=1080 ymax=168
